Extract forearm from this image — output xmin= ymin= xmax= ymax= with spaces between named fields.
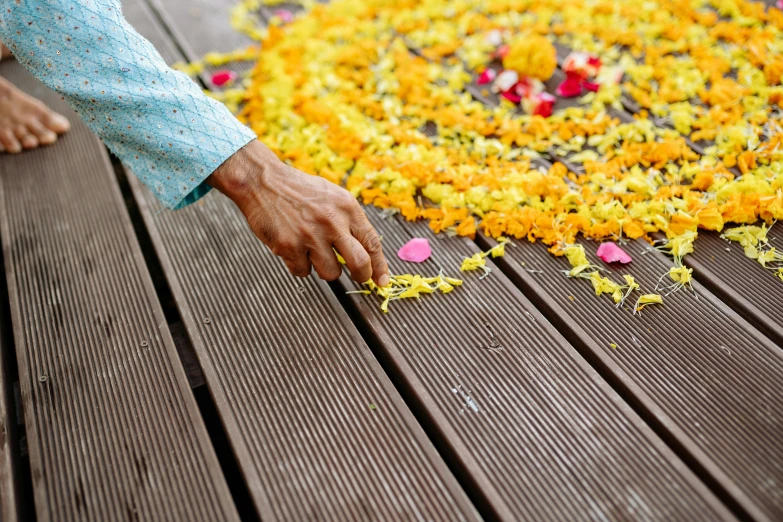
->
xmin=0 ymin=0 xmax=255 ymax=209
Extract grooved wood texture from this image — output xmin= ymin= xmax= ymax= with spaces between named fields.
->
xmin=0 ymin=299 xmax=17 ymax=522
xmin=0 ymin=61 xmax=238 ymax=522
xmin=337 ymin=207 xmax=736 ymax=522
xmin=128 ymin=181 xmax=480 ymax=521
xmin=127 ymin=4 xmax=479 ymax=519
xmin=482 ymin=234 xmax=783 ymax=522
xmin=687 ymin=229 xmax=783 ymax=348
xmin=145 ymin=0 xmax=255 ymax=85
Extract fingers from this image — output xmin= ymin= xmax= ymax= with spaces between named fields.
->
xmin=350 ymin=213 xmax=390 ymax=286
xmin=309 ymin=246 xmax=343 ymax=282
xmin=0 ymin=128 xmax=21 ymax=153
xmin=334 ymin=234 xmax=372 ymax=283
xmin=283 ymin=252 xmax=312 ymax=278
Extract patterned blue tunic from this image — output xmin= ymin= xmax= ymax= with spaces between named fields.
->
xmin=0 ymin=0 xmax=256 ymax=209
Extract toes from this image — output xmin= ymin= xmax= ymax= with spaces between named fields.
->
xmin=26 ymin=119 xmax=58 ymax=145
xmin=14 ymin=125 xmax=38 ymax=150
xmin=0 ymin=129 xmax=22 ymax=154
xmin=43 ymin=112 xmax=70 ymax=134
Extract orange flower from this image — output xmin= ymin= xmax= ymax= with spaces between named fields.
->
xmin=457 ymin=217 xmax=477 ymax=238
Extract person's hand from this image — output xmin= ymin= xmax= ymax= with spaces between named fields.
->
xmin=207 ymin=140 xmax=390 ymax=286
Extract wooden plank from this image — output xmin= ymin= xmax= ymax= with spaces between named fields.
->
xmin=144 ymin=0 xmax=255 ymax=84
xmin=335 ymin=207 xmax=736 ymax=521
xmin=140 ymin=1 xmax=745 ymax=519
xmin=686 ymin=229 xmax=783 ymax=349
xmin=127 ymin=182 xmax=481 ymax=521
xmin=126 ymin=3 xmax=479 ymax=519
xmin=479 ymin=232 xmax=783 ymax=522
xmin=0 ymin=294 xmax=17 ymax=522
xmin=0 ymin=60 xmax=239 ymax=522
xmin=455 ymin=27 xmax=783 ymax=520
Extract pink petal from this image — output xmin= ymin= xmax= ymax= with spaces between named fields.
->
xmin=777 ymin=0 xmax=783 ymax=9
xmin=596 ymin=242 xmax=633 ymax=264
xmin=397 ymin=238 xmax=432 ymax=263
xmin=501 ymin=90 xmax=522 ymax=104
xmin=211 ymin=70 xmax=237 ymax=87
xmin=274 ymin=9 xmax=294 ymax=23
xmin=556 ymin=76 xmax=583 ymax=97
xmin=582 ymin=80 xmax=601 ymax=92
xmin=477 ymin=68 xmax=497 ymax=85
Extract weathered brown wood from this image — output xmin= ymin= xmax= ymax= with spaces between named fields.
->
xmin=335 ymin=206 xmax=736 ymax=521
xmin=465 ymin=26 xmax=783 ymax=521
xmin=685 ymin=229 xmax=783 ymax=349
xmin=0 ymin=60 xmax=239 ymax=522
xmin=479 ymin=231 xmax=783 ymax=522
xmin=128 ymin=180 xmax=481 ymax=521
xmin=126 ymin=3 xmax=480 ymax=520
xmin=0 ymin=296 xmax=17 ymax=522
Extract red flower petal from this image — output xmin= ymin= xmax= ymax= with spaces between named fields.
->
xmin=582 ymin=80 xmax=600 ymax=92
xmin=211 ymin=70 xmax=237 ymax=87
xmin=513 ymin=77 xmax=532 ymax=97
xmin=501 ymin=90 xmax=522 ymax=104
xmin=477 ymin=68 xmax=497 ymax=85
xmin=531 ymin=92 xmax=555 ymax=117
xmin=596 ymin=242 xmax=632 ymax=264
xmin=587 ymin=56 xmax=602 ymax=69
xmin=556 ymin=77 xmax=582 ymax=97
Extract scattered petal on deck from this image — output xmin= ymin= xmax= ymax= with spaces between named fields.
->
xmin=397 ymin=238 xmax=432 ymax=263
xmin=596 ymin=242 xmax=633 ymax=264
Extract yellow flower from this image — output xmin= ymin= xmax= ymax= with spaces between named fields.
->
xmin=359 ymin=270 xmax=463 ymax=313
xmin=461 ymin=253 xmax=491 ymax=278
xmin=486 ymin=237 xmax=511 ymax=258
xmin=635 ymin=294 xmax=663 ymax=313
xmin=588 ymin=272 xmax=622 ymax=299
xmin=503 ymin=35 xmax=557 ymax=81
xmin=668 ymin=266 xmax=693 ymax=285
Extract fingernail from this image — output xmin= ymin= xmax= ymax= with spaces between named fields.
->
xmin=378 ymin=273 xmax=390 ymax=287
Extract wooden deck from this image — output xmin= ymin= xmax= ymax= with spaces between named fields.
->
xmin=0 ymin=1 xmax=781 ymax=521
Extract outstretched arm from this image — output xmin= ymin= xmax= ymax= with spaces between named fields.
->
xmin=0 ymin=0 xmax=389 ymax=284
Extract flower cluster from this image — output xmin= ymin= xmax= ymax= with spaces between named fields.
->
xmin=182 ymin=0 xmax=783 ymax=310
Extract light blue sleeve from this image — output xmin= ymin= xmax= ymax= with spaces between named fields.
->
xmin=0 ymin=0 xmax=257 ymax=209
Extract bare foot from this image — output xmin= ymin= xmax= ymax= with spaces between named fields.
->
xmin=0 ymin=77 xmax=70 ymax=153
xmin=0 ymin=43 xmax=11 ymax=60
